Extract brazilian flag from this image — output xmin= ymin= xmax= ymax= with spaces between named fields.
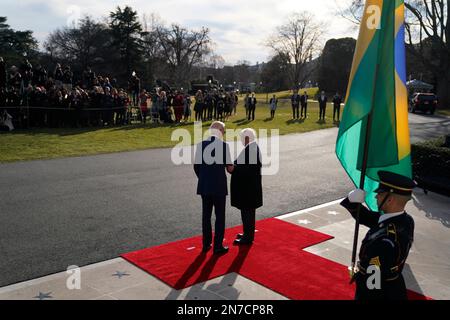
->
xmin=336 ymin=0 xmax=412 ymax=211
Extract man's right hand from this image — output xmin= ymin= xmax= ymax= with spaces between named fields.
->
xmin=348 ymin=189 xmax=366 ymax=204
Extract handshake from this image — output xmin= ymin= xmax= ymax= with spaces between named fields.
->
xmin=348 ymin=189 xmax=366 ymax=204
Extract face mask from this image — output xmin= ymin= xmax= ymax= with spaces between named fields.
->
xmin=377 ymin=193 xmax=390 ymax=214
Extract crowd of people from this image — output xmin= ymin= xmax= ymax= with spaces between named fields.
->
xmin=0 ymin=57 xmax=223 ymax=130
xmin=193 ymin=89 xmax=239 ymax=122
xmin=0 ymin=56 xmax=347 ymax=131
xmin=0 ymin=57 xmax=137 ymax=128
xmin=289 ymin=89 xmax=342 ymax=122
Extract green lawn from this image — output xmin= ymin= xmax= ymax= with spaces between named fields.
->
xmin=254 ymin=87 xmax=320 ymax=101
xmin=0 ymin=98 xmax=339 ymax=163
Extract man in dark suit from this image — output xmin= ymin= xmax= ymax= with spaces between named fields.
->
xmin=300 ymin=91 xmax=308 ymax=118
xmin=332 ymin=92 xmax=342 ymax=122
xmin=318 ymin=91 xmax=328 ymax=121
xmin=230 ymin=128 xmax=263 ymax=245
xmin=194 ymin=121 xmax=234 ymax=255
xmin=291 ymin=90 xmax=301 ymax=119
xmin=247 ymin=93 xmax=257 ymax=121
xmin=341 ymin=171 xmax=416 ymax=300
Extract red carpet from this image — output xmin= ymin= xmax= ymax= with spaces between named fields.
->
xmin=121 ymin=218 xmax=430 ymax=300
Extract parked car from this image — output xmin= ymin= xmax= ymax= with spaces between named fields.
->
xmin=409 ymin=93 xmax=438 ymax=115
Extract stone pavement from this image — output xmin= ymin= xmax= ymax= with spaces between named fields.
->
xmin=0 ymin=191 xmax=448 ymax=300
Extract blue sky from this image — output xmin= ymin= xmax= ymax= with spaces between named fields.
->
xmin=2 ymin=0 xmax=357 ymax=65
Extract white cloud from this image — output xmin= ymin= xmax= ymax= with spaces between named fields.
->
xmin=2 ymin=0 xmax=358 ymax=65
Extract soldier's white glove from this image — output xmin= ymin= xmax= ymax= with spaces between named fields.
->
xmin=348 ymin=189 xmax=366 ymax=204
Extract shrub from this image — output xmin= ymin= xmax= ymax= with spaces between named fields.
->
xmin=411 ymin=135 xmax=450 ymax=196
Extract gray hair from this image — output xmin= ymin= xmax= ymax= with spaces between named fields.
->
xmin=210 ymin=121 xmax=225 ymax=138
xmin=240 ymin=128 xmax=257 ymax=144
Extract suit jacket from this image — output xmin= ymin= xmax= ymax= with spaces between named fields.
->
xmin=318 ymin=95 xmax=328 ymax=107
xmin=333 ymin=95 xmax=342 ymax=106
xmin=300 ymin=94 xmax=308 ymax=106
xmin=248 ymin=97 xmax=257 ymax=108
xmin=194 ymin=136 xmax=232 ymax=196
xmin=291 ymin=94 xmax=300 ymax=106
xmin=230 ymin=142 xmax=263 ymax=209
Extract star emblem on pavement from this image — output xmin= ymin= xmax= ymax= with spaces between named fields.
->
xmin=327 ymin=211 xmax=340 ymax=216
xmin=33 ymin=292 xmax=53 ymax=300
xmin=298 ymin=219 xmax=312 ymax=225
xmin=112 ymin=271 xmax=130 ymax=279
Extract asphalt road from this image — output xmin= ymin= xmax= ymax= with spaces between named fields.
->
xmin=0 ymin=112 xmax=448 ymax=287
xmin=408 ymin=112 xmax=450 ymax=143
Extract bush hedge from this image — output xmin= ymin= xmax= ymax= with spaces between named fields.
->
xmin=411 ymin=135 xmax=450 ymax=196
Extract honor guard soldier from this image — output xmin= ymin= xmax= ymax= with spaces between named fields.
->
xmin=341 ymin=171 xmax=416 ymax=300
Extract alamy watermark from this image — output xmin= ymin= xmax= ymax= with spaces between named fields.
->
xmin=366 ymin=4 xmax=382 ymax=30
xmin=66 ymin=265 xmax=81 ymax=290
xmin=366 ymin=265 xmax=381 ymax=290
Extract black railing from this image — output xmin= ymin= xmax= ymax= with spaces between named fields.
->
xmin=0 ymin=105 xmax=144 ymax=129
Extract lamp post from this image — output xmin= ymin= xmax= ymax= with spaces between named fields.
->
xmin=260 ymin=81 xmax=268 ymax=103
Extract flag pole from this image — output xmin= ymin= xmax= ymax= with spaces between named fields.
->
xmin=348 ymin=0 xmax=402 ymax=279
xmin=349 ymin=62 xmax=379 ymax=278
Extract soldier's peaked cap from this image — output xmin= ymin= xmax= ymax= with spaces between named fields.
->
xmin=375 ymin=171 xmax=416 ymax=196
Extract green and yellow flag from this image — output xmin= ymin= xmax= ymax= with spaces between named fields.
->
xmin=336 ymin=0 xmax=411 ymax=211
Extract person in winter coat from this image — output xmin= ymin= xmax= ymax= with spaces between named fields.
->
xmin=230 ymin=128 xmax=263 ymax=245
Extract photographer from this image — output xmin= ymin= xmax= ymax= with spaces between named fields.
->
xmin=62 ymin=66 xmax=73 ymax=91
xmin=33 ymin=64 xmax=48 ymax=87
xmin=129 ymin=72 xmax=140 ymax=107
xmin=69 ymin=88 xmax=82 ymax=127
xmin=82 ymin=67 xmax=96 ymax=89
xmin=9 ymin=66 xmax=22 ymax=91
xmin=53 ymin=64 xmax=64 ymax=89
xmin=115 ymin=89 xmax=128 ymax=125
xmin=20 ymin=59 xmax=33 ymax=87
xmin=102 ymin=87 xmax=115 ymax=126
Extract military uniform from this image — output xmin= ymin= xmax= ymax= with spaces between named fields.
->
xmin=341 ymin=171 xmax=416 ymax=300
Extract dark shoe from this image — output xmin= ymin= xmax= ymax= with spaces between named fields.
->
xmin=202 ymin=244 xmax=212 ymax=253
xmin=236 ymin=233 xmax=244 ymax=240
xmin=233 ymin=238 xmax=253 ymax=245
xmin=213 ymin=246 xmax=229 ymax=255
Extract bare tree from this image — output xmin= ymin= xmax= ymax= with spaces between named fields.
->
xmin=233 ymin=61 xmax=253 ymax=85
xmin=155 ymin=24 xmax=211 ymax=87
xmin=338 ymin=0 xmax=450 ymax=108
xmin=405 ymin=0 xmax=449 ymax=108
xmin=203 ymin=54 xmax=226 ymax=69
xmin=141 ymin=13 xmax=164 ymax=60
xmin=141 ymin=13 xmax=166 ymax=84
xmin=335 ymin=0 xmax=365 ymax=25
xmin=45 ymin=16 xmax=110 ymax=71
xmin=266 ymin=12 xmax=324 ymax=89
